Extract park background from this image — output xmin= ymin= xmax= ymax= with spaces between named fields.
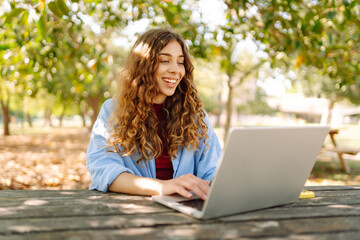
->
xmin=1 ymin=0 xmax=360 ymax=190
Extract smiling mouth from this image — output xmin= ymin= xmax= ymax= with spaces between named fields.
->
xmin=163 ymin=78 xmax=177 ymax=84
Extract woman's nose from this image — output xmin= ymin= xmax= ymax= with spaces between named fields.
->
xmin=168 ymin=62 xmax=181 ymax=73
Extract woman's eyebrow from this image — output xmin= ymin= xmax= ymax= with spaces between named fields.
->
xmin=159 ymin=53 xmax=184 ymax=58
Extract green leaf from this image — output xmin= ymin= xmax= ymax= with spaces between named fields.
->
xmin=37 ymin=14 xmax=46 ymax=38
xmin=21 ymin=10 xmax=29 ymax=26
xmin=5 ymin=8 xmax=25 ymax=24
xmin=304 ymin=11 xmax=313 ymax=23
xmin=342 ymin=0 xmax=350 ymax=7
xmin=57 ymin=0 xmax=70 ymax=16
xmin=326 ymin=11 xmax=336 ymax=20
xmin=344 ymin=8 xmax=351 ymax=19
xmin=349 ymin=1 xmax=356 ymax=9
xmin=0 ymin=45 xmax=11 ymax=50
xmin=48 ymin=1 xmax=63 ymax=18
xmin=313 ymin=20 xmax=323 ymax=33
xmin=162 ymin=7 xmax=175 ymax=26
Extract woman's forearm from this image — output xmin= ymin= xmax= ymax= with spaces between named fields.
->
xmin=108 ymin=172 xmax=210 ymax=200
xmin=108 ymin=172 xmax=163 ymax=196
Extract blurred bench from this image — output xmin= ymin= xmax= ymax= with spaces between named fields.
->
xmin=321 ymin=129 xmax=360 ymax=173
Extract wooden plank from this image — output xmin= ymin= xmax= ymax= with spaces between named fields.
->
xmin=1 ymin=198 xmax=359 ymax=220
xmin=1 ymin=190 xmax=359 ymax=211
xmin=0 ymin=190 xmax=171 ymax=219
xmin=293 ymin=195 xmax=360 ymax=207
xmin=0 ymin=194 xmax=156 ymax=208
xmin=0 ymin=212 xmax=195 ymax=235
xmin=1 ymin=216 xmax=360 ymax=240
xmin=0 ymin=201 xmax=171 ymax=219
xmin=220 ymin=204 xmax=360 ymax=222
xmin=1 ymin=203 xmax=360 ymax=232
xmin=0 ymin=186 xmax=359 ymax=200
xmin=304 ymin=190 xmax=360 ymax=197
xmin=0 ymin=190 xmax=111 ymax=199
xmin=322 ymin=146 xmax=360 ymax=155
xmin=3 ymin=231 xmax=359 ymax=240
xmin=305 ymin=185 xmax=360 ymax=191
xmin=0 ymin=185 xmax=357 ymax=197
xmin=1 ymin=190 xmax=360 ymax=220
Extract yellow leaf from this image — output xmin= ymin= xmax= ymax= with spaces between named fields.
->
xmin=213 ymin=47 xmax=221 ymax=56
xmin=295 ymin=55 xmax=303 ymax=68
xmin=40 ymin=0 xmax=46 ymax=11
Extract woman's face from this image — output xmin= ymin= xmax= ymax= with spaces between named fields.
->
xmin=153 ymin=40 xmax=185 ymax=104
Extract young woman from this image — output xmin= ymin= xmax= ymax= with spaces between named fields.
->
xmin=86 ymin=29 xmax=222 ymax=200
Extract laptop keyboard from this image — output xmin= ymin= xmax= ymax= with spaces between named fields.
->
xmin=178 ymin=198 xmax=204 ymax=211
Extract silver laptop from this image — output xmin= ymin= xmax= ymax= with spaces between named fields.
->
xmin=152 ymin=126 xmax=329 ymax=219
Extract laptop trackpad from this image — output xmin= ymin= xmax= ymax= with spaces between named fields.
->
xmin=178 ymin=198 xmax=204 ymax=211
xmin=154 ymin=193 xmax=200 ymax=202
xmin=161 ymin=194 xmax=204 ymax=211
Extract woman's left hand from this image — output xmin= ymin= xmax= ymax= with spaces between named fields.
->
xmin=159 ymin=173 xmax=210 ymax=200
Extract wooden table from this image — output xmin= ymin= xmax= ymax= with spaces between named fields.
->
xmin=1 ymin=185 xmax=360 ymax=239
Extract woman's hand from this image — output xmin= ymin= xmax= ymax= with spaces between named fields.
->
xmin=109 ymin=172 xmax=210 ymax=200
xmin=160 ymin=173 xmax=210 ymax=200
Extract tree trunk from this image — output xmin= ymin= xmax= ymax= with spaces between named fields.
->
xmin=26 ymin=113 xmax=33 ymax=128
xmin=79 ymin=110 xmax=87 ymax=127
xmin=0 ymin=99 xmax=10 ymax=136
xmin=44 ymin=107 xmax=53 ymax=127
xmin=59 ymin=105 xmax=67 ymax=127
xmin=215 ymin=93 xmax=222 ymax=128
xmin=87 ymin=95 xmax=101 ymax=130
xmin=224 ymin=75 xmax=234 ymax=142
xmin=327 ymin=101 xmax=335 ymax=125
xmin=78 ymin=100 xmax=88 ymax=128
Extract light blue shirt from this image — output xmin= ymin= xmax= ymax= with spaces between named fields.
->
xmin=86 ymin=99 xmax=222 ymax=192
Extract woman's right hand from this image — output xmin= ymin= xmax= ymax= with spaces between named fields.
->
xmin=159 ymin=173 xmax=210 ymax=200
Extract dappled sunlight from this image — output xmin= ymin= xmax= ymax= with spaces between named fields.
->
xmin=164 ymin=228 xmax=198 ymax=238
xmin=23 ymin=199 xmax=48 ymax=206
xmin=0 ymin=198 xmax=50 ymax=218
xmin=10 ymin=225 xmax=40 ymax=233
xmin=131 ymin=217 xmax=157 ymax=226
xmin=118 ymin=227 xmax=155 ymax=236
xmin=328 ymin=204 xmax=355 ymax=209
xmin=0 ymin=207 xmax=17 ymax=216
xmin=87 ymin=195 xmax=104 ymax=200
xmin=0 ymin=205 xmax=26 ymax=217
xmin=133 ymin=177 xmax=163 ymax=195
xmin=164 ymin=226 xmax=200 ymax=239
xmin=86 ymin=220 xmax=101 ymax=228
xmin=105 ymin=202 xmax=163 ymax=214
xmin=133 ymin=42 xmax=151 ymax=59
xmin=105 ymin=194 xmax=149 ymax=201
xmin=59 ymin=191 xmax=77 ymax=195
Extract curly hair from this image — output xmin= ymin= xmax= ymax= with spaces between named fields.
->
xmin=108 ymin=29 xmax=208 ymax=164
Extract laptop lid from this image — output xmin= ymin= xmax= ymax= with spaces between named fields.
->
xmin=152 ymin=126 xmax=329 ymax=219
xmin=201 ymin=126 xmax=329 ymax=219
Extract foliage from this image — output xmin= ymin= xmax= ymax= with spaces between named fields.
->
xmin=1 ymin=0 xmax=360 ymax=136
xmin=224 ymin=0 xmax=360 ymax=103
xmin=237 ymin=88 xmax=277 ymax=115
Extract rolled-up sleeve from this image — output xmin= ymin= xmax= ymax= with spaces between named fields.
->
xmin=194 ymin=114 xmax=222 ymax=182
xmin=86 ymin=99 xmax=135 ymax=192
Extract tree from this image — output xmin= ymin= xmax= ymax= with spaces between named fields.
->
xmin=1 ymin=0 xmax=127 ymax=132
xmin=0 ymin=17 xmax=34 ymax=135
xmin=225 ymin=0 xmax=360 ymax=106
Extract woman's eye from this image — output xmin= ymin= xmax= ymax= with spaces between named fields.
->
xmin=178 ymin=62 xmax=184 ymax=65
xmin=161 ymin=60 xmax=169 ymax=63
